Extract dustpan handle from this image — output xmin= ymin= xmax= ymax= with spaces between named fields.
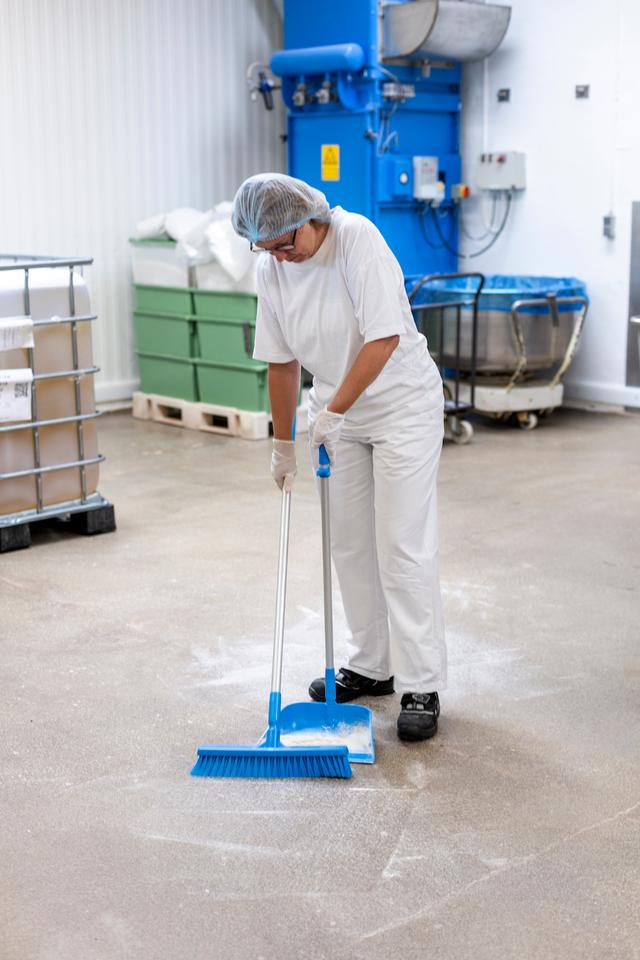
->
xmin=269 ymin=417 xmax=296 ymax=707
xmin=270 ymin=485 xmax=291 ymax=705
xmin=316 ymin=445 xmax=335 ymax=680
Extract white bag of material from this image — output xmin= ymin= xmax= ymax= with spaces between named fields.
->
xmin=165 ymin=207 xmax=207 ymax=241
xmin=132 ymin=203 xmax=256 ymax=291
xmin=205 ymin=204 xmax=253 ymax=282
xmin=175 ymin=210 xmax=216 ymax=266
xmin=134 ymin=213 xmax=167 ymax=240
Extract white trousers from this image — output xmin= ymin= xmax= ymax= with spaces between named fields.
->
xmin=312 ymin=395 xmax=446 ymax=693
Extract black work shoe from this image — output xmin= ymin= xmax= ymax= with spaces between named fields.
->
xmin=309 ymin=667 xmax=395 ymax=704
xmin=397 ymin=692 xmax=440 ymax=741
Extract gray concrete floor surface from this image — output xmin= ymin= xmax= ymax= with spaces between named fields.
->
xmin=1 ymin=407 xmax=639 ymax=960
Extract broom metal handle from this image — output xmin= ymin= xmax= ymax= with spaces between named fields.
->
xmin=270 ymin=486 xmax=291 ymax=695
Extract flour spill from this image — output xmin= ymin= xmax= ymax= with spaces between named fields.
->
xmin=280 ymin=722 xmax=372 ymax=754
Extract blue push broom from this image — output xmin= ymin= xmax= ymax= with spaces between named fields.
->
xmin=191 ymin=445 xmax=352 ymax=779
xmin=278 ymin=445 xmax=375 ymax=763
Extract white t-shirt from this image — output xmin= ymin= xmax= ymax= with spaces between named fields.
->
xmin=253 ymin=207 xmax=442 ymax=422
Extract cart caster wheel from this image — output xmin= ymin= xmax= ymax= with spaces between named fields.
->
xmin=516 ymin=412 xmax=538 ymax=430
xmin=447 ymin=419 xmax=474 ymax=444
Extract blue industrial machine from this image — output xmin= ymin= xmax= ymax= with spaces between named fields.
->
xmin=252 ymin=0 xmax=511 ymax=279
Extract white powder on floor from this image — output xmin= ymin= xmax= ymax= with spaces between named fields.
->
xmin=280 ymin=723 xmax=373 ymax=755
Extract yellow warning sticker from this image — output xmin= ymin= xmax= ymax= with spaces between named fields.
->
xmin=321 ymin=144 xmax=340 ymax=181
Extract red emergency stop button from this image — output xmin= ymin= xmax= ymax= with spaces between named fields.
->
xmin=453 ymin=183 xmax=471 ymax=200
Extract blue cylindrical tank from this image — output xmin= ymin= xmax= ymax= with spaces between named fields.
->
xmin=271 ymin=44 xmax=365 ymax=77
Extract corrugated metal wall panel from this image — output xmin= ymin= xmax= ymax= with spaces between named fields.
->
xmin=0 ymin=0 xmax=284 ymax=401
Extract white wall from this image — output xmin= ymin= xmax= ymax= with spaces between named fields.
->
xmin=0 ymin=0 xmax=285 ymax=402
xmin=460 ymin=0 xmax=640 ymax=409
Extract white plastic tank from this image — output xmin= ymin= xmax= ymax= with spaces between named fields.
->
xmin=0 ymin=267 xmax=99 ymax=516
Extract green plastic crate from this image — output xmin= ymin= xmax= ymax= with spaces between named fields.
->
xmin=137 ymin=352 xmax=198 ymax=401
xmin=196 ymin=315 xmax=259 ymax=364
xmin=133 ymin=312 xmax=196 ymax=359
xmin=192 ymin=290 xmax=257 ymax=321
xmin=195 ymin=359 xmax=269 ymax=412
xmin=134 ymin=284 xmax=193 ymax=315
xmin=129 ymin=237 xmax=176 ymax=247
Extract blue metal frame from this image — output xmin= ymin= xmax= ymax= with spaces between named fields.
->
xmin=272 ymin=0 xmax=461 ymax=277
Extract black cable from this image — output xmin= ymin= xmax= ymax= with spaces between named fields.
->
xmin=419 ymin=204 xmax=446 ymax=249
xmin=430 ymin=191 xmax=513 ymax=258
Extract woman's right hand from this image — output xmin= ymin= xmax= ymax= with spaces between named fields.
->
xmin=271 ymin=439 xmax=297 ymax=491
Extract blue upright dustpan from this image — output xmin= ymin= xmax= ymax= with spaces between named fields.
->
xmin=279 ymin=445 xmax=375 ymax=764
xmin=192 ymin=439 xmax=351 ymax=779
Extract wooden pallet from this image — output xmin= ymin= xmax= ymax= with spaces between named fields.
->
xmin=132 ymin=391 xmax=308 ymax=441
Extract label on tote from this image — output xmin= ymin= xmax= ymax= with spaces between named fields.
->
xmin=321 ymin=144 xmax=340 ymax=181
xmin=0 ymin=316 xmax=34 ymax=352
xmin=0 ymin=368 xmax=33 ymax=422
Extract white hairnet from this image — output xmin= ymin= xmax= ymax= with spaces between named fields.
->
xmin=231 ymin=173 xmax=331 ymax=244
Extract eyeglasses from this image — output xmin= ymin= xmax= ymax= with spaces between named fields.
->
xmin=250 ymin=228 xmax=298 ymax=254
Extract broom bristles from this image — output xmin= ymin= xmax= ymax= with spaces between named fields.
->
xmin=191 ymin=745 xmax=352 ymax=779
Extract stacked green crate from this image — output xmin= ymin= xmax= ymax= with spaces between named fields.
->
xmin=192 ymin=291 xmax=269 ymax=412
xmin=133 ymin=280 xmax=199 ymax=402
xmin=131 ymin=238 xmax=279 ymax=411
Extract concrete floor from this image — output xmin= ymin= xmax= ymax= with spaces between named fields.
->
xmin=1 ymin=407 xmax=639 ymax=960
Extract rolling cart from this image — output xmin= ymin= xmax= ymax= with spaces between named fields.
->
xmin=408 ymin=272 xmax=485 ymax=445
xmin=454 ymin=292 xmax=589 ymax=430
xmin=407 ymin=274 xmax=588 ymax=432
xmin=0 ymin=255 xmax=115 ymax=552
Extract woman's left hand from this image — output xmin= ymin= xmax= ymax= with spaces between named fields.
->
xmin=311 ymin=406 xmax=345 ymax=465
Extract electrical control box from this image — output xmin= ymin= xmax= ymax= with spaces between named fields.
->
xmin=476 ymin=151 xmax=526 ymax=191
xmin=413 ymin=156 xmax=441 ymax=200
xmin=377 ymin=154 xmax=414 ymax=203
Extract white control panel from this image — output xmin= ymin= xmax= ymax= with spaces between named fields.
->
xmin=476 ymin=151 xmax=526 ymax=191
xmin=413 ymin=155 xmax=442 ymax=200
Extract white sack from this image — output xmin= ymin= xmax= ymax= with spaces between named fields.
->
xmin=134 ymin=213 xmax=167 ymax=240
xmin=165 ymin=207 xmax=207 ymax=241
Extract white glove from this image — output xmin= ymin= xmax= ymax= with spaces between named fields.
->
xmin=311 ymin=406 xmax=345 ymax=465
xmin=271 ymin=439 xmax=297 ymax=492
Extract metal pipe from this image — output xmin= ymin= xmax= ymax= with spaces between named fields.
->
xmin=0 ymin=256 xmax=93 ymax=271
xmin=68 ymin=265 xmax=87 ymax=501
xmin=0 ymin=411 xmax=102 ymax=433
xmin=0 ymin=455 xmax=104 ymax=481
xmin=22 ymin=268 xmax=44 ymax=512
xmin=34 ymin=366 xmax=99 ymax=381
xmin=32 ymin=314 xmax=96 ymax=327
xmin=270 ymin=488 xmax=292 ymax=694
